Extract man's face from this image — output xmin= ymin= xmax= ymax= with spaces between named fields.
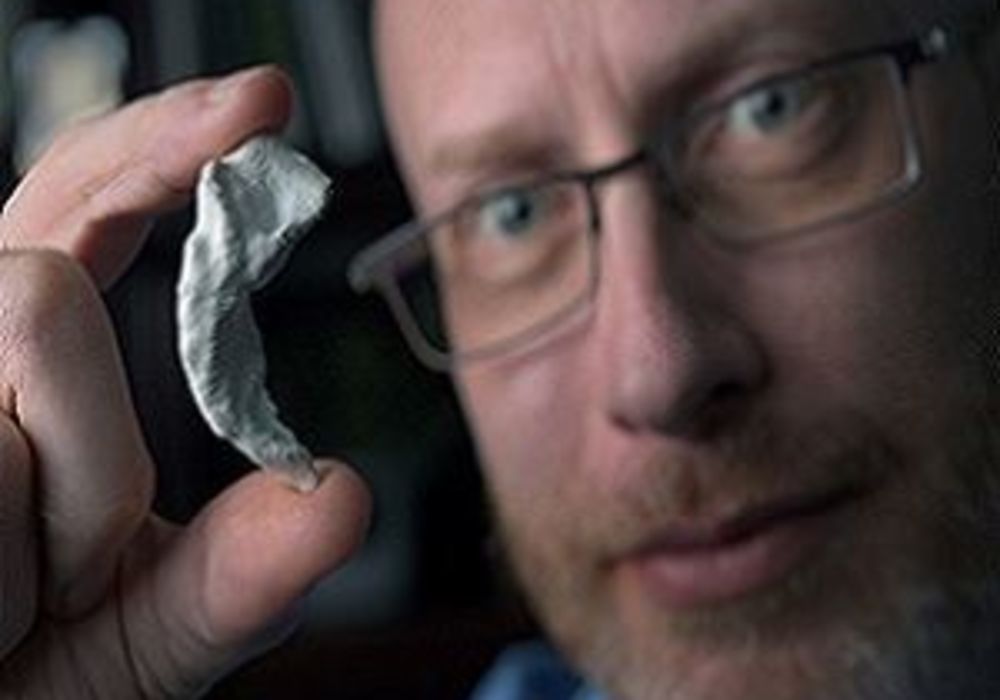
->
xmin=379 ymin=1 xmax=1000 ymax=698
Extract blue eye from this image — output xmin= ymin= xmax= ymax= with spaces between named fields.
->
xmin=728 ymin=79 xmax=812 ymax=136
xmin=477 ymin=189 xmax=542 ymax=238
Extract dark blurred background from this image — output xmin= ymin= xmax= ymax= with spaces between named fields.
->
xmin=0 ymin=1 xmax=533 ymax=697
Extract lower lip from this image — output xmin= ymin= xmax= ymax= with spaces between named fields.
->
xmin=627 ymin=502 xmax=850 ymax=610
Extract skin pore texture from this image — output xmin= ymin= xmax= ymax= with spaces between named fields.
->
xmin=377 ymin=1 xmax=1000 ymax=699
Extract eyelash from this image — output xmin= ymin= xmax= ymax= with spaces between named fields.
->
xmin=694 ymin=51 xmax=819 ymax=114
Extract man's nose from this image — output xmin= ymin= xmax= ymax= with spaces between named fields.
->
xmin=593 ymin=177 xmax=768 ymax=437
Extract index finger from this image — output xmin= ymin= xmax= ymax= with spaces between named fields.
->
xmin=0 ymin=249 xmax=156 ymax=617
xmin=1 ymin=65 xmax=293 ymax=289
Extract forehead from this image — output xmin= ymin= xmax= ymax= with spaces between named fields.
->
xmin=377 ymin=0 xmax=906 ymax=195
xmin=377 ymin=0 xmax=940 ymax=73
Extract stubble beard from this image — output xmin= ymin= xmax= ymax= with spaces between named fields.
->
xmin=490 ymin=395 xmax=1000 ymax=700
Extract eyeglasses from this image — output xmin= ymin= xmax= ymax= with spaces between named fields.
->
xmin=348 ymin=26 xmax=956 ymax=371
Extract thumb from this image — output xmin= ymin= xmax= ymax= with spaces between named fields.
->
xmin=120 ymin=460 xmax=371 ymax=697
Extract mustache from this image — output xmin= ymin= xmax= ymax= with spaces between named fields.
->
xmin=571 ymin=407 xmax=904 ymax=558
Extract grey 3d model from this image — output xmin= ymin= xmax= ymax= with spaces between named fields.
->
xmin=176 ymin=136 xmax=331 ymax=492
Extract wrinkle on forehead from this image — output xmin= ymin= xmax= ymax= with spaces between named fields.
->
xmin=375 ymin=0 xmax=920 ymax=201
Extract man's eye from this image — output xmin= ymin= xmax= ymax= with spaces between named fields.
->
xmin=727 ymin=78 xmax=815 ymax=137
xmin=475 ymin=189 xmax=545 ymax=239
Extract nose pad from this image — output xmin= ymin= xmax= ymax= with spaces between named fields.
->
xmin=594 ymin=178 xmax=767 ymax=437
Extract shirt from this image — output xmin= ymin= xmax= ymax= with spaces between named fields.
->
xmin=470 ymin=641 xmax=607 ymax=700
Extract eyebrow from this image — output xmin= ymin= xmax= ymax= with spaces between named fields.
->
xmin=636 ymin=0 xmax=870 ymax=109
xmin=428 ymin=125 xmax=567 ymax=181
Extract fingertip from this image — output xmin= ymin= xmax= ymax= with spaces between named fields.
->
xmin=219 ymin=64 xmax=293 ymax=111
xmin=312 ymin=459 xmax=374 ymax=556
xmin=207 ymin=64 xmax=294 ymax=139
xmin=146 ymin=64 xmax=297 ymax=194
xmin=192 ymin=461 xmax=372 ymax=645
xmin=270 ymin=459 xmax=373 ymax=563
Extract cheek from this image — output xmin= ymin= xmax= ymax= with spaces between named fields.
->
xmin=856 ymin=150 xmax=1000 ymax=424
xmin=457 ymin=347 xmax=591 ymax=516
xmin=752 ymin=193 xmax=1000 ymax=453
xmin=746 ymin=58 xmax=1000 ymax=419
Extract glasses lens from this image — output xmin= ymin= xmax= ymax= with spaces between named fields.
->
xmin=675 ymin=55 xmax=915 ymax=239
xmin=392 ymin=180 xmax=596 ymax=359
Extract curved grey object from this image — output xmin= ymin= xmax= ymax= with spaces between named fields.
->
xmin=177 ymin=137 xmax=331 ymax=492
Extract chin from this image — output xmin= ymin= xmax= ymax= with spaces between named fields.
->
xmin=514 ymin=481 xmax=1000 ymax=700
xmin=543 ymin=556 xmax=1000 ymax=700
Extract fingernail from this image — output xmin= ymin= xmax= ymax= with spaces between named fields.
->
xmin=209 ymin=66 xmax=269 ymax=105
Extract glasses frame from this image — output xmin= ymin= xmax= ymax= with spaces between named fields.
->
xmin=349 ymin=25 xmax=956 ymax=372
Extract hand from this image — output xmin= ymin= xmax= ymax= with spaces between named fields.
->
xmin=0 ymin=66 xmax=371 ymax=698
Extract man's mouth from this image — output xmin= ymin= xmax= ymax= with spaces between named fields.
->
xmin=621 ymin=484 xmax=868 ymax=609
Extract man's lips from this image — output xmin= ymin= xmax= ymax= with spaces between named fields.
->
xmin=621 ymin=484 xmax=866 ymax=609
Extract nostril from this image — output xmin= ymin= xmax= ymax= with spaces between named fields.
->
xmin=690 ymin=380 xmax=752 ymax=440
xmin=710 ymin=380 xmax=744 ymax=403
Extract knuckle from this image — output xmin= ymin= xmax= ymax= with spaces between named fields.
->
xmin=0 ymin=250 xmax=101 ymax=368
xmin=85 ymin=492 xmax=148 ymax=554
xmin=0 ymin=249 xmax=95 ymax=318
xmin=106 ymin=464 xmax=155 ymax=531
xmin=142 ymin=79 xmax=218 ymax=137
xmin=158 ymin=76 xmax=215 ymax=106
